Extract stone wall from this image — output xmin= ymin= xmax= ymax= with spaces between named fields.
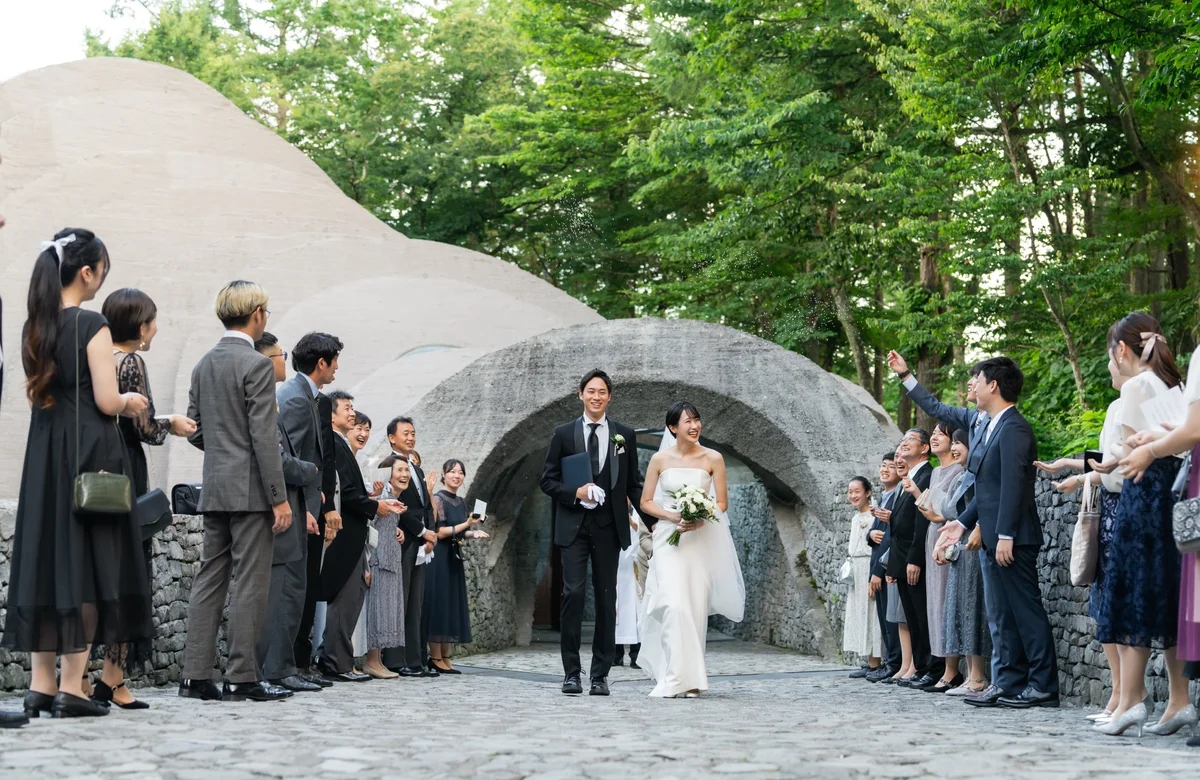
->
xmin=0 ymin=501 xmax=514 ymax=693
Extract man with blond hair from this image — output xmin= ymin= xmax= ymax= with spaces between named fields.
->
xmin=179 ymin=281 xmax=294 ymax=703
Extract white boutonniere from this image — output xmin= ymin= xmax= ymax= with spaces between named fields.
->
xmin=612 ymin=434 xmax=626 ymax=455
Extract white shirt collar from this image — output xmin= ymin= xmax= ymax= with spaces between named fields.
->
xmin=300 ymin=373 xmax=319 ymax=398
xmin=223 ymin=330 xmax=255 ymax=347
xmin=583 ymin=415 xmax=608 ymax=429
xmin=906 ymin=460 xmax=930 ymax=477
xmin=986 ymin=406 xmax=1014 ymax=436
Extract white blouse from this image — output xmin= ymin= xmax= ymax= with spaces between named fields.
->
xmin=1118 ymin=370 xmax=1171 ymax=435
xmin=1098 ymin=397 xmax=1125 ymax=493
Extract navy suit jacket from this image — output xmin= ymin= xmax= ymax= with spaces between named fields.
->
xmin=868 ymin=488 xmax=897 ymax=578
xmin=884 ymin=463 xmax=933 ymax=580
xmin=956 ymin=408 xmax=1042 ymax=551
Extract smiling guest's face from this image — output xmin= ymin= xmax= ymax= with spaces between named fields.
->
xmin=390 ymin=460 xmax=411 ymax=493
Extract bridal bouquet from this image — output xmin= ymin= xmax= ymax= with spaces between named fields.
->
xmin=666 ymin=484 xmax=719 ymax=546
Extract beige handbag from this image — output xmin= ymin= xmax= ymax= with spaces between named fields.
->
xmin=1070 ymin=472 xmax=1102 ymax=586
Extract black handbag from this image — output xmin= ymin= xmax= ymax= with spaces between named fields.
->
xmin=137 ymin=488 xmax=173 ymax=541
xmin=72 ymin=310 xmax=132 ymax=517
xmin=172 ymin=483 xmax=203 ymax=515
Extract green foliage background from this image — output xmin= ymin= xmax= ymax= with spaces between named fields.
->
xmin=89 ymin=0 xmax=1200 ymax=456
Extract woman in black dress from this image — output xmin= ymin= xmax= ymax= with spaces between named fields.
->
xmin=2 ymin=229 xmax=154 ymax=719
xmin=425 ymin=459 xmax=487 ymax=673
xmin=94 ymin=289 xmax=196 ymax=708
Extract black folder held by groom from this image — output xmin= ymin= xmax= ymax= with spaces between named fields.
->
xmin=561 ymin=451 xmax=593 ymax=494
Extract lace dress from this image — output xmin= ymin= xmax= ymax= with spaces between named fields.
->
xmin=842 ymin=509 xmax=882 ymax=657
xmin=1094 ymin=371 xmax=1182 ymax=648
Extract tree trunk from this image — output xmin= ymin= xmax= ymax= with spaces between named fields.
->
xmin=914 ymin=243 xmax=941 ymax=433
xmin=832 ymin=282 xmax=872 ymax=394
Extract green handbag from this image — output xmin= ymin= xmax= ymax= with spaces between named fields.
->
xmin=71 ymin=309 xmax=132 ymax=516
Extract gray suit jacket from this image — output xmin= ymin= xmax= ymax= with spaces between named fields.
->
xmin=277 ymin=372 xmax=323 ymax=518
xmin=187 ymin=335 xmax=287 ymax=512
xmin=905 ymin=380 xmax=989 ymax=473
xmin=276 ymin=420 xmax=319 ymax=563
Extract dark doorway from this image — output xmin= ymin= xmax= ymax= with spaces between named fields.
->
xmin=533 ymin=544 xmax=562 ymax=630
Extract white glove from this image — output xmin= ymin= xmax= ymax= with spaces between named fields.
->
xmin=588 ymin=484 xmax=607 ymax=506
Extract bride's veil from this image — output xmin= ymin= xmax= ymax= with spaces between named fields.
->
xmin=658 ymin=427 xmax=676 ymax=453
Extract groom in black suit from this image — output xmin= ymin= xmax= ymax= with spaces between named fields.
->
xmin=540 ymin=370 xmax=645 ymax=696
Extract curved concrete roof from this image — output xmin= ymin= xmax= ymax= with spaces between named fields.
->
xmin=391 ymin=318 xmax=901 ymax=613
xmin=0 ymin=58 xmax=600 ymax=496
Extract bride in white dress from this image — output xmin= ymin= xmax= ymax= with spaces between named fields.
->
xmin=638 ymin=402 xmax=745 ymax=698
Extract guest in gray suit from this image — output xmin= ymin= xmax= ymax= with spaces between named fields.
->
xmin=253 ymin=333 xmax=324 ymax=693
xmin=178 ymin=281 xmax=293 ymax=703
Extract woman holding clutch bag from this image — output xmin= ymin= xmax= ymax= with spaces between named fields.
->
xmin=909 ymin=422 xmax=964 ymax=692
xmin=93 ymin=288 xmax=196 ymax=709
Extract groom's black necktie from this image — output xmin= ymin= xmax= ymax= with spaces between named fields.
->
xmin=588 ymin=423 xmax=601 ymax=480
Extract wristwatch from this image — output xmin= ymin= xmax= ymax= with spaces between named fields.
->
xmin=897 ymin=370 xmax=912 ymax=380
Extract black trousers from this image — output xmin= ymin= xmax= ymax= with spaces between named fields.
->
xmin=293 ymin=532 xmax=324 ymax=669
xmin=981 ymin=545 xmax=1058 ymax=694
xmin=896 ymin=572 xmax=944 ymax=678
xmin=560 ymin=515 xmax=620 ymax=680
xmin=874 ymin=575 xmax=902 ymax=669
xmin=382 ymin=541 xmax=425 ymax=670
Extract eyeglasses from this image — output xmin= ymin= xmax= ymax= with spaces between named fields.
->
xmin=271 ymin=350 xmax=288 ymax=361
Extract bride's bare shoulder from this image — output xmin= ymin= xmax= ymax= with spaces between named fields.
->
xmin=703 ymin=447 xmax=725 ymax=466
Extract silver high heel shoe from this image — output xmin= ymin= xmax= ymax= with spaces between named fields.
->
xmin=1094 ymin=702 xmax=1147 ymax=737
xmin=1144 ymin=704 xmax=1199 ymax=737
xmin=1086 ymin=709 xmax=1113 ymax=722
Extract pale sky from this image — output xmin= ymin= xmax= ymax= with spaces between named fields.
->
xmin=0 ymin=0 xmax=150 ymax=83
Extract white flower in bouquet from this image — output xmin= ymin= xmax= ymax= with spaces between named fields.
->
xmin=666 ymin=484 xmax=719 ymax=546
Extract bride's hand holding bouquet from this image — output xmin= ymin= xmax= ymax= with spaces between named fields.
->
xmin=666 ymin=484 xmax=719 ymax=546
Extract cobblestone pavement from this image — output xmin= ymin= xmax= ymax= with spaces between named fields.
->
xmin=1 ymin=640 xmax=1196 ymax=779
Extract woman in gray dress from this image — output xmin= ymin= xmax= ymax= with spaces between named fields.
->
xmin=912 ymin=422 xmax=964 ymax=692
xmin=936 ymin=430 xmax=991 ymax=695
xmin=361 ymin=458 xmax=408 ymax=679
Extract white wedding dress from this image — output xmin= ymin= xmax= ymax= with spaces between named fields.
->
xmin=639 ymin=467 xmax=745 ymax=697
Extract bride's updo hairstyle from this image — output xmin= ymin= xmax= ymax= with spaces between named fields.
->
xmin=666 ymin=401 xmax=701 ymax=436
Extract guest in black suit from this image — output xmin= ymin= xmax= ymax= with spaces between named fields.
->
xmin=539 ymin=369 xmax=645 ymax=697
xmin=886 ymin=429 xmax=939 ymax=688
xmin=287 ymin=333 xmax=343 ymax=681
xmin=864 ymin=452 xmax=903 ymax=682
xmin=316 ymin=391 xmax=401 ymax=681
xmin=380 ymin=417 xmax=439 ymax=677
xmin=937 ymin=357 xmax=1059 ymax=709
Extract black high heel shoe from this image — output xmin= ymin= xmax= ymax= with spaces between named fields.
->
xmin=23 ymin=690 xmax=55 ymax=719
xmin=52 ymin=691 xmax=110 ymax=718
xmin=92 ymin=680 xmax=150 ymax=710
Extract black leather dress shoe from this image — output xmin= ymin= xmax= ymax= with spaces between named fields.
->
xmin=421 ymin=666 xmax=441 ymax=678
xmin=273 ymin=675 xmax=322 ymax=693
xmin=998 ymin=688 xmax=1060 ymax=709
xmin=52 ymin=691 xmax=109 ymax=718
xmin=562 ymin=675 xmax=583 ymax=695
xmin=908 ymin=674 xmax=940 ymax=690
xmin=223 ymin=681 xmax=293 ymax=702
xmin=866 ymin=665 xmax=897 ymax=683
xmin=964 ymin=684 xmax=1009 ymax=708
xmin=848 ymin=665 xmax=872 ymax=679
xmin=613 ymin=658 xmax=626 ymax=667
xmin=590 ymin=677 xmax=610 ymax=696
xmin=178 ymin=678 xmax=223 ymax=701
xmin=398 ymin=667 xmax=425 ymax=678
xmin=300 ymin=672 xmax=333 ymax=688
xmin=23 ymin=690 xmax=55 ymax=718
xmin=1 ymin=710 xmax=30 ymax=728
xmin=316 ymin=659 xmax=371 ymax=682
xmin=629 ymin=660 xmax=641 ymax=670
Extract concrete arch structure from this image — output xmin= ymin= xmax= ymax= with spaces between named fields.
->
xmin=395 ymin=319 xmax=900 ymax=654
xmin=0 ymin=58 xmax=599 ymax=496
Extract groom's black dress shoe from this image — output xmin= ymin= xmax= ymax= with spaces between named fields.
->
xmin=964 ymin=684 xmax=1009 ymax=708
xmin=998 ymin=688 xmax=1060 ymax=709
xmin=590 ymin=677 xmax=610 ymax=696
xmin=223 ymin=681 xmax=292 ymax=702
xmin=848 ymin=665 xmax=872 ymax=679
xmin=178 ymin=678 xmax=223 ymax=701
xmin=272 ymin=675 xmax=322 ymax=693
xmin=562 ymin=676 xmax=583 ymax=695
